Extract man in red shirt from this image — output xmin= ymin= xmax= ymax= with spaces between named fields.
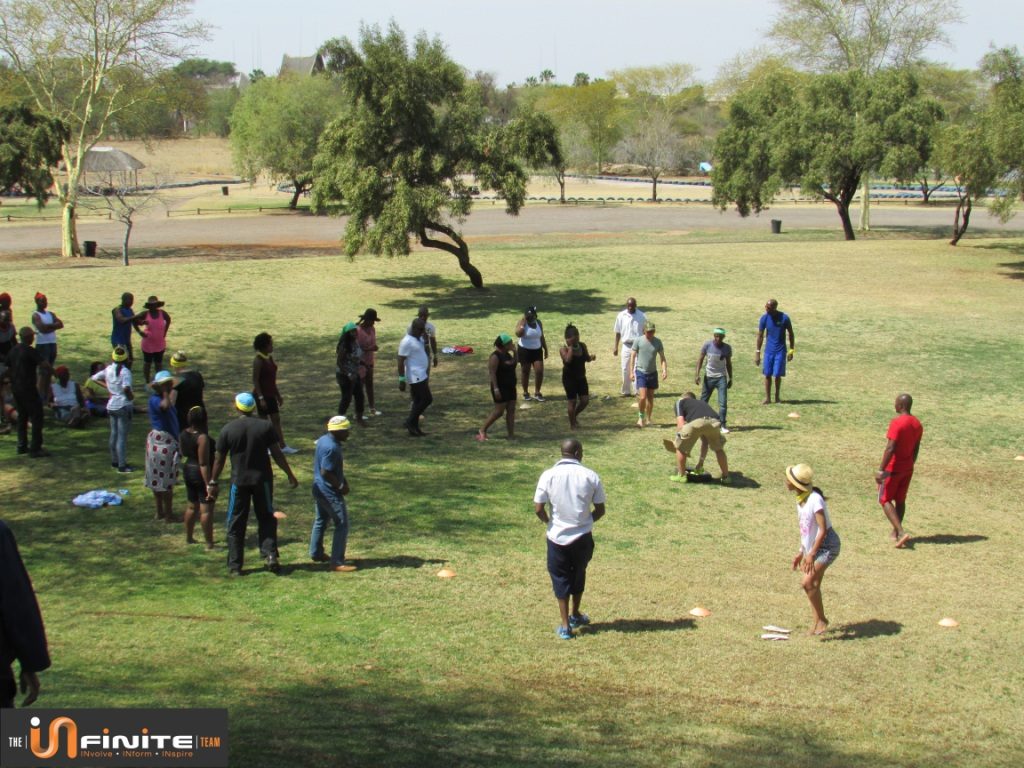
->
xmin=875 ymin=393 xmax=923 ymax=548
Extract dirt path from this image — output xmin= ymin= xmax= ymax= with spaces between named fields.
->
xmin=1 ymin=201 xmax=1020 ymax=255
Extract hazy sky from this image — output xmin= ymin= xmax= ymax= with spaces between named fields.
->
xmin=191 ymin=0 xmax=1021 ymax=84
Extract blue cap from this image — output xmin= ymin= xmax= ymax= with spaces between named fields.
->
xmin=235 ymin=392 xmax=257 ymax=412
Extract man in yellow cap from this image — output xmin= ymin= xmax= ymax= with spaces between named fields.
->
xmin=310 ymin=415 xmax=357 ymax=572
xmin=207 ymin=393 xmax=298 ymax=576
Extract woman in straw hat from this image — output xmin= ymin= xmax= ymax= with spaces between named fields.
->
xmin=139 ymin=296 xmax=171 ymax=386
xmin=785 ymin=463 xmax=841 ymax=636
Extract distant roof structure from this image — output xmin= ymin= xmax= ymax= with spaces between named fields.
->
xmin=279 ymin=53 xmax=325 ymax=77
xmin=82 ymin=147 xmax=145 ymax=172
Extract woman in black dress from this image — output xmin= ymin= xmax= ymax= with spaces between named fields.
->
xmin=476 ymin=333 xmax=517 ymax=441
xmin=560 ymin=323 xmax=596 ymax=429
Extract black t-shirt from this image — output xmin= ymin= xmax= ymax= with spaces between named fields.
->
xmin=174 ymin=370 xmax=205 ymax=424
xmin=562 ymin=342 xmax=590 ymax=380
xmin=675 ymin=397 xmax=719 ymax=422
xmin=5 ymin=344 xmax=42 ymax=395
xmin=215 ymin=416 xmax=278 ymax=486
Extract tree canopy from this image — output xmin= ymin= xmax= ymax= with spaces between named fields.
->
xmin=0 ymin=102 xmax=65 ymax=203
xmin=712 ymin=68 xmax=942 ymax=239
xmin=0 ymin=0 xmax=205 ymax=255
xmin=312 ymin=23 xmax=560 ymax=288
xmin=230 ymin=73 xmax=344 ymax=209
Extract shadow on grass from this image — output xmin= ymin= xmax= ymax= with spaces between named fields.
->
xmin=997 ymin=261 xmax=1024 ymax=281
xmin=903 ymin=533 xmax=988 ymax=548
xmin=728 ymin=425 xmax=784 ymax=433
xmin=225 ymin=680 xmax=907 ymax=768
xmin=778 ymin=399 xmax=838 ymax=406
xmin=364 ymin=276 xmax=672 ymax=322
xmin=821 ymin=619 xmax=902 ymax=642
xmin=586 ymin=616 xmax=697 ymax=634
xmin=722 ymin=471 xmax=760 ymax=489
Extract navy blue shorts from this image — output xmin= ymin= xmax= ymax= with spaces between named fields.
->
xmin=547 ymin=532 xmax=595 ymax=599
xmin=635 ymin=369 xmax=658 ymax=391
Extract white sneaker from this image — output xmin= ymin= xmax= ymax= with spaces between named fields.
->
xmin=720 ymin=427 xmax=730 ymax=434
xmin=281 ymin=445 xmax=299 ymax=455
xmin=371 ymin=409 xmax=383 ymax=416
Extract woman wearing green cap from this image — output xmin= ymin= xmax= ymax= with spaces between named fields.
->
xmin=335 ymin=322 xmax=365 ymax=424
xmin=476 ymin=334 xmax=517 ymax=441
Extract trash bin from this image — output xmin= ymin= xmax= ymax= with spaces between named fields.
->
xmin=84 ymin=240 xmax=97 ymax=257
xmin=221 ymin=186 xmax=229 ymax=196
xmin=770 ymin=219 xmax=782 ymax=234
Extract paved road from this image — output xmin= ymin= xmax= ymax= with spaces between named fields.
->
xmin=1 ymin=200 xmax=1021 ymax=253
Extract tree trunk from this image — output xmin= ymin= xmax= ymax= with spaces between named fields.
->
xmin=289 ymin=180 xmax=302 ymax=210
xmin=950 ymin=195 xmax=971 ymax=246
xmin=419 ymin=220 xmax=484 ymax=288
xmin=834 ymin=199 xmax=857 ymax=241
xmin=122 ymin=219 xmax=133 ymax=266
xmin=651 ymin=175 xmax=658 ymax=202
xmin=556 ymin=170 xmax=566 ymax=203
xmin=61 ymin=201 xmax=81 ymax=257
xmin=858 ymin=174 xmax=871 ymax=232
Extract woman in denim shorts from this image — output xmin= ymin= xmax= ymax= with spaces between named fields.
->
xmin=785 ymin=463 xmax=840 ymax=636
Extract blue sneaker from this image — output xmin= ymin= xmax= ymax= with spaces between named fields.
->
xmin=569 ymin=613 xmax=590 ymax=629
xmin=556 ymin=626 xmax=574 ymax=640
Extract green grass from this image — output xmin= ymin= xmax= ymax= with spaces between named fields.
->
xmin=2 ymin=230 xmax=1023 ymax=767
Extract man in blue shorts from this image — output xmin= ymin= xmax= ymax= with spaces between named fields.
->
xmin=628 ymin=320 xmax=668 ymax=427
xmin=755 ymin=299 xmax=795 ymax=404
xmin=534 ymin=439 xmax=606 ymax=639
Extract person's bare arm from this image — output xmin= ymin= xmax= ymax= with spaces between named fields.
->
xmin=534 ymin=502 xmax=549 ymax=523
xmin=591 ymin=502 xmax=606 ymax=523
xmin=876 ymin=439 xmax=897 ymax=484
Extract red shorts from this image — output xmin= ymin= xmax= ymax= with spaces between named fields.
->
xmin=879 ymin=470 xmax=914 ymax=505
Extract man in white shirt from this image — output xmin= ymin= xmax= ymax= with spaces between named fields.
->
xmin=397 ymin=318 xmax=432 ymax=437
xmin=406 ymin=305 xmax=438 ymax=368
xmin=533 ymin=439 xmax=607 ymax=639
xmin=612 ymin=297 xmax=646 ymax=396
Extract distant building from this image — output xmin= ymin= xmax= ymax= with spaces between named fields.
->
xmin=278 ymin=54 xmax=325 ymax=77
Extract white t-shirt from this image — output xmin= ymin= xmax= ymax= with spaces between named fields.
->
xmin=51 ymin=381 xmax=78 ymax=407
xmin=406 ymin=320 xmax=436 ymax=340
xmin=397 ymin=334 xmax=430 ymax=384
xmin=518 ymin=320 xmax=544 ymax=350
xmin=797 ymin=491 xmax=833 ymax=553
xmin=613 ymin=308 xmax=646 ymax=346
xmin=93 ymin=363 xmax=133 ymax=411
xmin=534 ymin=458 xmax=606 ymax=545
xmin=33 ymin=310 xmax=57 ymax=344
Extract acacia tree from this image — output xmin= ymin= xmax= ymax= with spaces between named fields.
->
xmin=230 ymin=73 xmax=344 ymax=209
xmin=535 ymin=80 xmax=622 ymax=174
xmin=312 ymin=23 xmax=560 ymax=288
xmin=0 ymin=103 xmax=65 ymax=203
xmin=935 ymin=123 xmax=1000 ymax=245
xmin=769 ymin=0 xmax=963 ymax=229
xmin=0 ymin=0 xmax=205 ymax=256
xmin=618 ymin=111 xmax=680 ymax=201
xmin=713 ymin=68 xmax=942 ymax=240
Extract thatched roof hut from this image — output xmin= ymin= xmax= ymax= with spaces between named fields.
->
xmin=81 ymin=147 xmax=145 ymax=191
xmin=279 ymin=54 xmax=325 ymax=77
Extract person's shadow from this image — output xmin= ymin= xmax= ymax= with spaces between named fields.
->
xmin=584 ymin=616 xmax=697 ymax=635
xmin=821 ymin=619 xmax=902 ymax=641
xmin=903 ymin=534 xmax=988 ymax=548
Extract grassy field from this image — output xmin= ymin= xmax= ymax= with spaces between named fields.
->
xmin=1 ymin=229 xmax=1023 ymax=767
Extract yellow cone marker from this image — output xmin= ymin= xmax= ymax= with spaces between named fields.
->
xmin=938 ymin=617 xmax=959 ymax=628
xmin=689 ymin=606 xmax=711 ymax=618
xmin=788 ymin=412 xmax=800 ymax=419
xmin=437 ymin=568 xmax=456 ymax=579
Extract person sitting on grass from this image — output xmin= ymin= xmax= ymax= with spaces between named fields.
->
xmin=49 ymin=365 xmax=89 ymax=427
xmin=81 ymin=362 xmax=110 ymax=417
xmin=784 ymin=464 xmax=840 ymax=636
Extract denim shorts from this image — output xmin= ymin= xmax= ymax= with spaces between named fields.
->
xmin=815 ymin=528 xmax=841 ymax=566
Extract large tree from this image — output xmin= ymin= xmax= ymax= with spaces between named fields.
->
xmin=230 ymin=73 xmax=344 ymax=209
xmin=535 ymin=80 xmax=623 ymax=174
xmin=0 ymin=0 xmax=205 ymax=256
xmin=312 ymin=23 xmax=558 ymax=288
xmin=769 ymin=0 xmax=963 ymax=230
xmin=0 ymin=103 xmax=65 ymax=204
xmin=712 ymin=68 xmax=942 ymax=240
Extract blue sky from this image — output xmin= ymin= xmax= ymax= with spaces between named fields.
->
xmin=191 ymin=0 xmax=1022 ymax=84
